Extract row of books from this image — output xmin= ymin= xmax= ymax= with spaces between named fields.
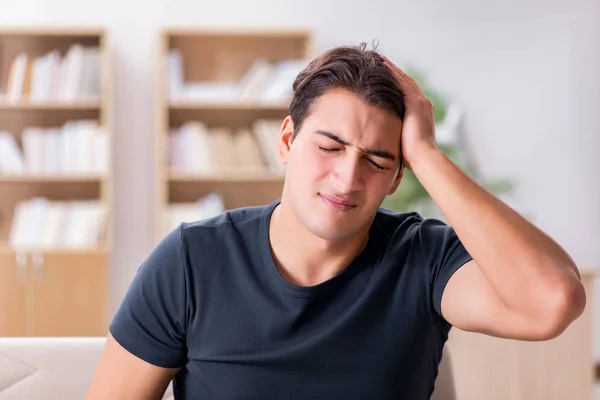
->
xmin=165 ymin=193 xmax=225 ymax=233
xmin=0 ymin=120 xmax=108 ymax=176
xmin=9 ymin=197 xmax=107 ymax=250
xmin=167 ymin=50 xmax=306 ymax=104
xmin=169 ymin=119 xmax=284 ymax=174
xmin=3 ymin=44 xmax=101 ymax=103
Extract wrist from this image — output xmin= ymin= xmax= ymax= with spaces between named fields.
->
xmin=406 ymin=144 xmax=441 ymax=172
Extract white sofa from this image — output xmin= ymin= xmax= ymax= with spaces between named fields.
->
xmin=0 ymin=337 xmax=173 ymax=400
xmin=0 ymin=337 xmax=454 ymax=399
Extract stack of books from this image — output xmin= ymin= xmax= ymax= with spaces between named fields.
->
xmin=9 ymin=197 xmax=107 ymax=250
xmin=169 ymin=119 xmax=284 ymax=175
xmin=0 ymin=120 xmax=108 ymax=176
xmin=2 ymin=43 xmax=101 ymax=103
xmin=167 ymin=50 xmax=306 ymax=104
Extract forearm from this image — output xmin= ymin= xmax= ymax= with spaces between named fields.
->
xmin=411 ymin=146 xmax=584 ymax=320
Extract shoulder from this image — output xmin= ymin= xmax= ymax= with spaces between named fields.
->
xmin=177 ymin=202 xmax=273 ymax=249
xmin=376 ymin=206 xmax=455 ymax=237
xmin=376 ymin=207 xmax=472 ymax=283
xmin=181 ymin=203 xmax=270 ymax=231
xmin=373 ymin=206 xmax=464 ymax=262
xmin=374 ymin=206 xmax=423 ymax=230
xmin=373 ymin=206 xmax=431 ymax=243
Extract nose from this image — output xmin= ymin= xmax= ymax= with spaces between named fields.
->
xmin=329 ymin=152 xmax=363 ymax=194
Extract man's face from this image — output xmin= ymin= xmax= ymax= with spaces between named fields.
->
xmin=278 ymin=88 xmax=404 ymax=242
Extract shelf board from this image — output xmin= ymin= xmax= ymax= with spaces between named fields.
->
xmin=0 ymin=242 xmax=108 ymax=256
xmin=0 ymin=174 xmax=104 ymax=183
xmin=169 ymin=171 xmax=285 ymax=183
xmin=169 ymin=101 xmax=289 ymax=111
xmin=0 ymin=100 xmax=101 ymax=111
xmin=0 ymin=27 xmax=105 ymax=37
xmin=163 ymin=27 xmax=312 ymax=38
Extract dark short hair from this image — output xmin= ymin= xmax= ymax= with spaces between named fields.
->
xmin=289 ymin=42 xmax=405 ymax=141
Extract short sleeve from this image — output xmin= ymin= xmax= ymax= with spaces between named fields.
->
xmin=416 ymin=218 xmax=473 ymax=325
xmin=109 ymin=224 xmax=188 ymax=368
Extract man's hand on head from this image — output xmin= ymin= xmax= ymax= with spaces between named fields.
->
xmin=382 ymin=56 xmax=438 ymax=171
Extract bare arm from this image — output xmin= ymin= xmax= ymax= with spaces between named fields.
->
xmin=86 ymin=333 xmax=180 ymax=400
xmin=382 ymin=56 xmax=586 ymax=341
xmin=414 ymin=147 xmax=586 ymax=340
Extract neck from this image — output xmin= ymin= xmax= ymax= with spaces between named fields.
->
xmin=269 ymin=196 xmax=369 ymax=287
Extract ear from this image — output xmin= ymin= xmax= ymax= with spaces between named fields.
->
xmin=387 ymin=164 xmax=404 ymax=195
xmin=278 ymin=116 xmax=294 ymax=164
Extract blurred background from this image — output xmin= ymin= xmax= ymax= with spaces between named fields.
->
xmin=0 ymin=0 xmax=598 ymax=398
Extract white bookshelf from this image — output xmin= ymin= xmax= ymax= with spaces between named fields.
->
xmin=155 ymin=27 xmax=313 ymax=241
xmin=0 ymin=28 xmax=112 ymax=337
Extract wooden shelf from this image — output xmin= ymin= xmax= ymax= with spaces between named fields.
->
xmin=169 ymin=101 xmax=289 ymax=111
xmin=0 ymin=100 xmax=101 ymax=110
xmin=156 ymin=27 xmax=313 ymax=241
xmin=0 ymin=174 xmax=103 ymax=183
xmin=0 ymin=27 xmax=105 ymax=37
xmin=169 ymin=107 xmax=289 ymax=130
xmin=0 ymin=27 xmax=112 ymax=337
xmin=162 ymin=27 xmax=313 ymax=38
xmin=169 ymin=171 xmax=284 ymax=183
xmin=0 ymin=242 xmax=108 ymax=256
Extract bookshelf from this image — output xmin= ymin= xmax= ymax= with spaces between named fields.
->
xmin=156 ymin=28 xmax=313 ymax=241
xmin=0 ymin=28 xmax=112 ymax=337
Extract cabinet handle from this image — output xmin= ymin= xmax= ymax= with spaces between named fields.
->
xmin=32 ymin=252 xmax=44 ymax=283
xmin=16 ymin=251 xmax=27 ymax=284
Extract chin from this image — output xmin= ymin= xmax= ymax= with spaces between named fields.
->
xmin=305 ymin=223 xmax=356 ymax=242
xmin=302 ymin=211 xmax=365 ymax=242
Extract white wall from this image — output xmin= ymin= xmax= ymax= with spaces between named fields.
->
xmin=1 ymin=0 xmax=598 ymax=358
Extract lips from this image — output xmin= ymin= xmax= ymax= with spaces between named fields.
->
xmin=318 ymin=193 xmax=358 ymax=211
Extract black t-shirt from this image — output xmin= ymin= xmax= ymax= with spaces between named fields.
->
xmin=110 ymin=199 xmax=472 ymax=399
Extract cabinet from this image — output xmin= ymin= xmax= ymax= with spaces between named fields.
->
xmin=446 ymin=270 xmax=598 ymax=399
xmin=0 ymin=249 xmax=108 ymax=336
xmin=0 ymin=251 xmax=27 ymax=336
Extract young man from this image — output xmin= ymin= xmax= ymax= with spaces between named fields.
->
xmin=87 ymin=45 xmax=586 ymax=399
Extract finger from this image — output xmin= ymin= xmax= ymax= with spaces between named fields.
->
xmin=383 ymin=57 xmax=422 ymax=95
xmin=382 ymin=56 xmax=423 ymax=96
xmin=394 ymin=67 xmax=423 ymax=96
xmin=398 ymin=70 xmax=423 ymax=96
xmin=383 ymin=60 xmax=416 ymax=96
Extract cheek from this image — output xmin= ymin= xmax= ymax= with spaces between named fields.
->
xmin=311 ymin=154 xmax=333 ymax=178
xmin=363 ymin=171 xmax=397 ymax=197
xmin=292 ymin=146 xmax=330 ymax=178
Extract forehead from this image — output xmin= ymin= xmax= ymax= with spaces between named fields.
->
xmin=302 ymin=88 xmax=403 ymax=144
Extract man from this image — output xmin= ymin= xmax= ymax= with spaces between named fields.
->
xmin=87 ymin=44 xmax=586 ymax=399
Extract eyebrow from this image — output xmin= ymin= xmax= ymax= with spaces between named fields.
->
xmin=314 ymin=129 xmax=397 ymax=161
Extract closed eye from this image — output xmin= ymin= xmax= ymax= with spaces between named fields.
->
xmin=368 ymin=159 xmax=386 ymax=171
xmin=319 ymin=146 xmax=388 ymax=170
xmin=318 ymin=146 xmax=339 ymax=153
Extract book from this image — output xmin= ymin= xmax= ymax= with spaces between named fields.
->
xmin=169 ymin=120 xmax=286 ymax=175
xmin=0 ymin=132 xmax=25 ymax=174
xmin=9 ymin=197 xmax=107 ymax=250
xmin=167 ymin=55 xmax=307 ymax=104
xmin=6 ymin=120 xmax=108 ymax=176
xmin=2 ymin=44 xmax=101 ymax=103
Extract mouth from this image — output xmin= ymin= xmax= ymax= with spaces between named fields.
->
xmin=318 ymin=193 xmax=358 ymax=212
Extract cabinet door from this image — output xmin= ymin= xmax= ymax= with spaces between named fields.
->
xmin=446 ymin=274 xmax=595 ymax=400
xmin=0 ymin=251 xmax=29 ymax=336
xmin=31 ymin=251 xmax=108 ymax=336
